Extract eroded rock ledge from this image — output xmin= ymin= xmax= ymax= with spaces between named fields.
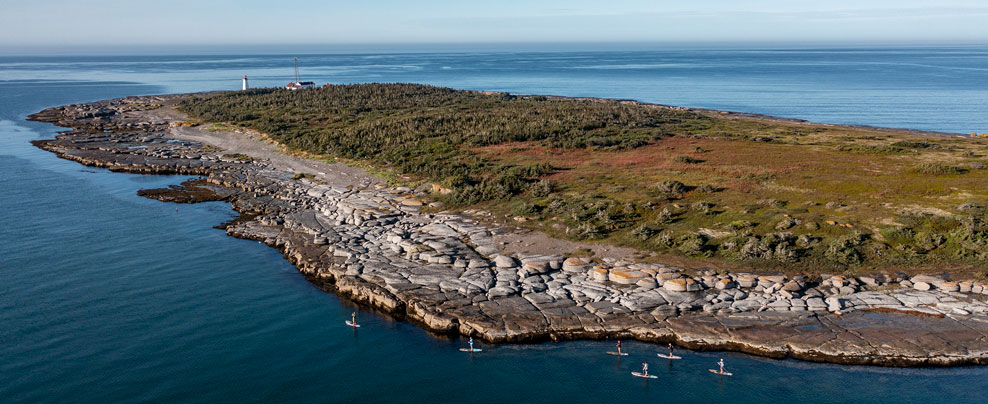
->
xmin=27 ymin=95 xmax=988 ymax=367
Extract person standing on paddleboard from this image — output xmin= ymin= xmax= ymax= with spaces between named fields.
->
xmin=616 ymin=340 xmax=622 ymax=355
xmin=667 ymin=343 xmax=674 ymax=357
xmin=351 ymin=312 xmax=356 ymax=325
xmin=717 ymin=358 xmax=725 ymax=374
xmin=641 ymin=362 xmax=649 ymax=376
xmin=469 ymin=337 xmax=474 ymax=351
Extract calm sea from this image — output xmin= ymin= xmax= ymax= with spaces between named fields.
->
xmin=2 ymin=48 xmax=988 ymax=404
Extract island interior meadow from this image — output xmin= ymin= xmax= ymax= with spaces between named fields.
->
xmin=178 ymin=83 xmax=988 ymax=276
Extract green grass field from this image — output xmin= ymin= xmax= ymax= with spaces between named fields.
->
xmin=178 ymin=83 xmax=988 ymax=275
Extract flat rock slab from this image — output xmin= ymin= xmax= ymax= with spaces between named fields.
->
xmin=666 ymin=310 xmax=988 ymax=365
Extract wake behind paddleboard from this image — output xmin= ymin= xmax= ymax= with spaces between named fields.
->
xmin=708 ymin=369 xmax=733 ymax=376
xmin=606 ymin=352 xmax=629 ymax=356
xmin=631 ymin=372 xmax=657 ymax=379
xmin=656 ymin=353 xmax=682 ymax=359
xmin=459 ymin=348 xmax=483 ymax=353
xmin=345 ymin=320 xmax=360 ymax=328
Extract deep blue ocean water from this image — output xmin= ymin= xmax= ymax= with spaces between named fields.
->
xmin=2 ymin=48 xmax=988 ymax=403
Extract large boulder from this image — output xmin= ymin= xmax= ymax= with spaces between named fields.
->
xmin=911 ymin=274 xmax=943 ymax=285
xmin=959 ymin=282 xmax=973 ymax=293
xmin=664 ymin=278 xmax=690 ymax=292
xmin=782 ymin=280 xmax=803 ymax=292
xmin=699 ymin=275 xmax=719 ymax=288
xmin=494 ymin=255 xmax=517 ymax=268
xmin=838 ymin=286 xmax=857 ymax=295
xmin=825 ymin=296 xmax=843 ymax=312
xmin=939 ymin=281 xmax=959 ymax=292
xmin=468 ymin=259 xmax=489 ymax=268
xmin=737 ymin=275 xmax=757 ymax=288
xmin=759 ymin=275 xmax=785 ymax=288
xmin=520 ymin=261 xmax=549 ymax=277
xmin=609 ymin=269 xmax=648 ymax=285
xmin=806 ymin=297 xmax=827 ymax=311
xmin=664 ymin=278 xmax=702 ymax=292
xmin=561 ymin=257 xmax=588 ymax=273
xmin=858 ymin=276 xmax=879 ymax=287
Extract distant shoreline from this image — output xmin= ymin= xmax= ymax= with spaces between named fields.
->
xmin=529 ymin=93 xmax=969 ymax=137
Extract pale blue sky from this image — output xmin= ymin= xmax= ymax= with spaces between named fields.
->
xmin=1 ymin=0 xmax=986 ymax=49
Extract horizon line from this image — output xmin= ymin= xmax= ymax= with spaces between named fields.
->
xmin=2 ymin=40 xmax=987 ymax=57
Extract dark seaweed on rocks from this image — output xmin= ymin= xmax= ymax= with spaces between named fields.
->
xmin=137 ymin=179 xmax=236 ymax=203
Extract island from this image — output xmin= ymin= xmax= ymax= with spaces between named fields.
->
xmin=28 ymin=84 xmax=988 ymax=366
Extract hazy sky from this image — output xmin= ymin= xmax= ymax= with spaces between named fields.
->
xmin=2 ymin=0 xmax=987 ymax=49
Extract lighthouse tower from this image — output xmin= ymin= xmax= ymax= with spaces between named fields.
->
xmin=242 ymin=75 xmax=248 ymax=91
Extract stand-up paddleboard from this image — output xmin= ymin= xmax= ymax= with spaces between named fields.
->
xmin=606 ymin=352 xmax=629 ymax=356
xmin=345 ymin=320 xmax=360 ymax=328
xmin=631 ymin=372 xmax=658 ymax=379
xmin=459 ymin=348 xmax=483 ymax=353
xmin=708 ymin=369 xmax=733 ymax=376
xmin=656 ymin=353 xmax=682 ymax=360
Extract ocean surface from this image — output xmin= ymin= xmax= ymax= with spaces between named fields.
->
xmin=2 ymin=48 xmax=988 ymax=403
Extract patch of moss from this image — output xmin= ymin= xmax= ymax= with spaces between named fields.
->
xmin=222 ymin=153 xmax=254 ymax=162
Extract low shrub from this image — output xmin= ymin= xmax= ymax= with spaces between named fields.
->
xmin=911 ymin=162 xmax=967 ymax=175
xmin=674 ymin=155 xmax=704 ymax=164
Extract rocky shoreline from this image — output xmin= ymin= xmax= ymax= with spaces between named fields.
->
xmin=27 ymin=94 xmax=988 ymax=367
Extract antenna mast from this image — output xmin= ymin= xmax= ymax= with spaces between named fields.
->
xmin=294 ymin=57 xmax=300 ymax=83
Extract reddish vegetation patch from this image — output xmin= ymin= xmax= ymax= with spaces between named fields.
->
xmin=725 ymin=180 xmax=758 ymax=194
xmin=470 ymin=137 xmax=812 ymax=181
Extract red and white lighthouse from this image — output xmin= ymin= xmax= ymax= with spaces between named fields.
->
xmin=242 ymin=75 xmax=248 ymax=91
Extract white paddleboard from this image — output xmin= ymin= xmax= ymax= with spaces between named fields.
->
xmin=606 ymin=352 xmax=629 ymax=356
xmin=656 ymin=353 xmax=682 ymax=360
xmin=708 ymin=369 xmax=733 ymax=376
xmin=631 ymin=372 xmax=657 ymax=379
xmin=459 ymin=348 xmax=483 ymax=353
xmin=345 ymin=320 xmax=360 ymax=328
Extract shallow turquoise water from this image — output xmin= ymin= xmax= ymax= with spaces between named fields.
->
xmin=2 ymin=50 xmax=988 ymax=403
